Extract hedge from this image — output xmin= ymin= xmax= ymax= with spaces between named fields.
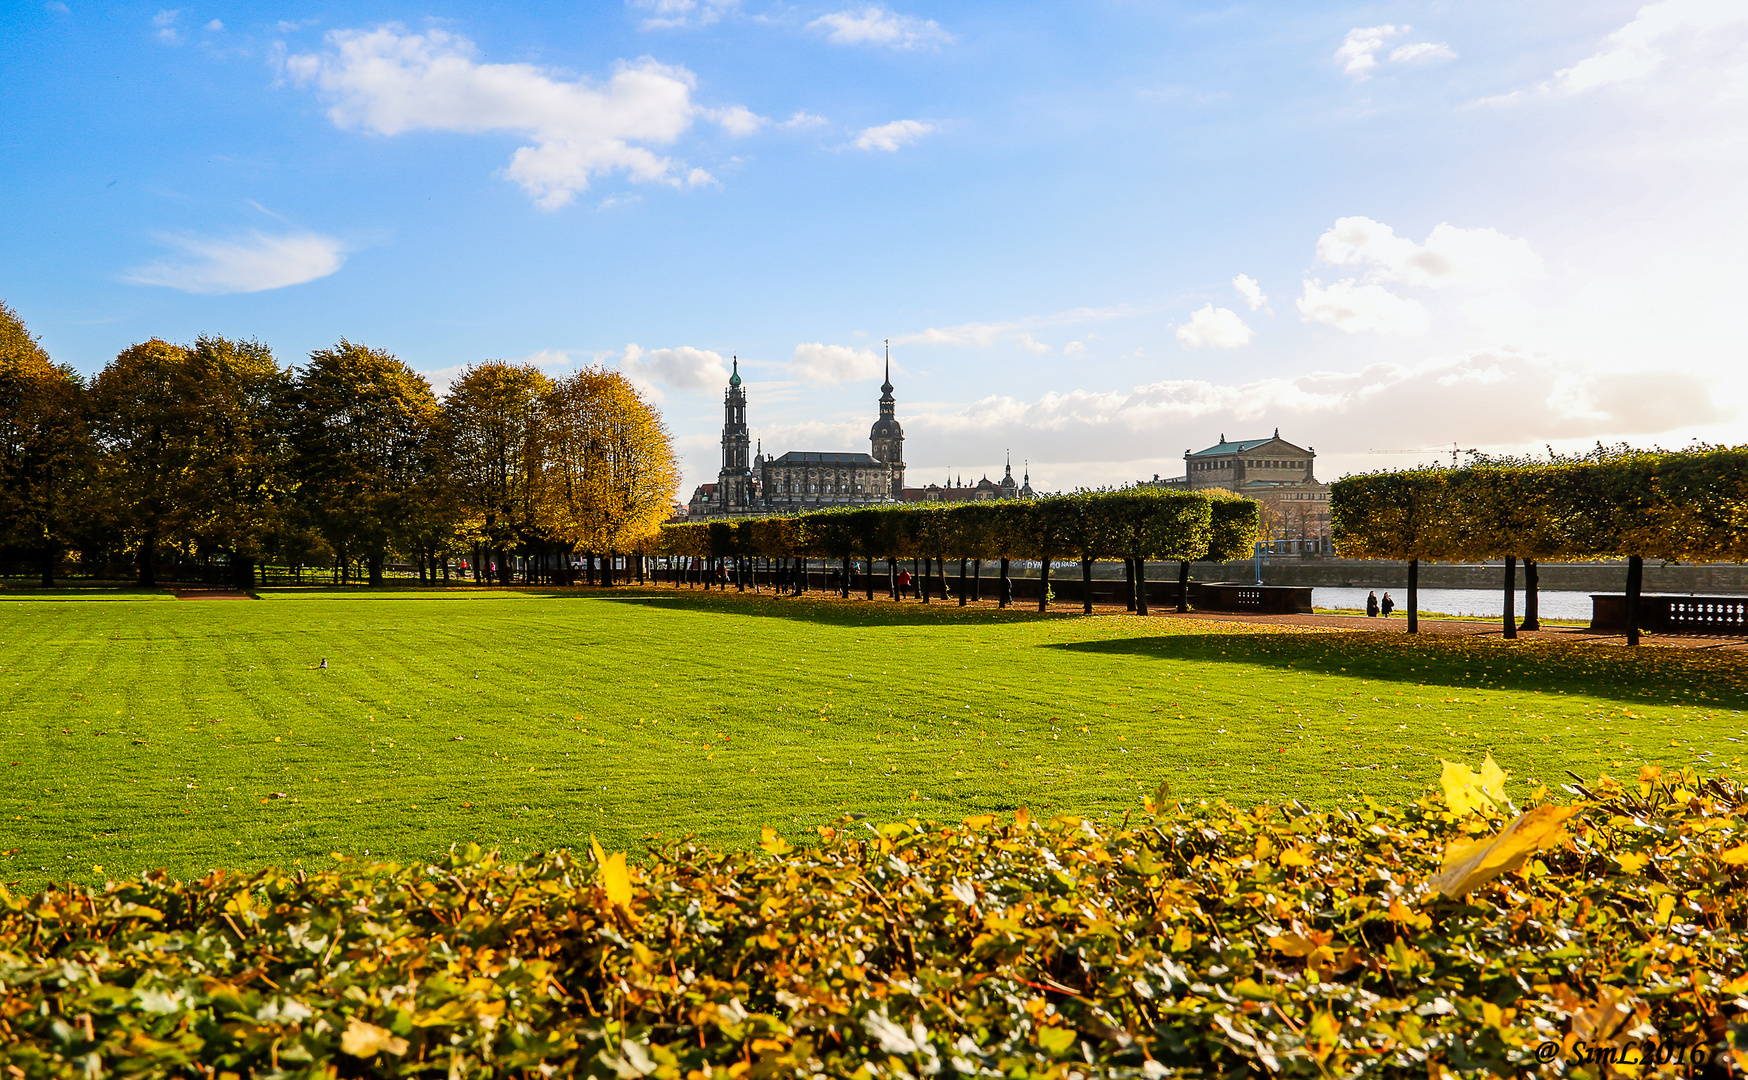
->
xmin=1330 ymin=446 xmax=1748 ymax=642
xmin=3 ymin=766 xmax=1746 ymax=1077
xmin=655 ymin=489 xmax=1259 ymax=612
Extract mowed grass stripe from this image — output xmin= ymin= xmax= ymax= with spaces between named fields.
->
xmin=1 ymin=586 xmax=1745 ymax=892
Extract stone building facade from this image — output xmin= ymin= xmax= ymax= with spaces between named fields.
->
xmin=1149 ymin=430 xmax=1331 ymax=552
xmin=685 ymin=355 xmax=907 ymax=519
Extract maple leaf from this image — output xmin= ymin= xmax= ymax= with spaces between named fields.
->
xmin=340 ymin=1018 xmax=408 ymax=1058
xmin=1439 ymin=753 xmax=1508 ymax=817
xmin=1430 ymin=804 xmax=1577 ymax=899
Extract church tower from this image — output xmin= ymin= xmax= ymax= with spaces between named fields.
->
xmin=868 ymin=341 xmax=906 ymax=497
xmin=718 ymin=357 xmax=754 ymax=511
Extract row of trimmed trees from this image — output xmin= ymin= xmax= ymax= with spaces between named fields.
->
xmin=653 ymin=488 xmax=1260 ymax=613
xmin=0 ymin=303 xmax=677 ymax=587
xmin=1329 ymin=445 xmax=1748 ymax=643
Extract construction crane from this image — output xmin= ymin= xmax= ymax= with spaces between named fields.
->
xmin=1367 ymin=442 xmax=1475 ymax=468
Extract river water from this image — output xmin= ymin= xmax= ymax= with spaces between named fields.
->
xmin=1311 ymin=587 xmax=1597 ymax=621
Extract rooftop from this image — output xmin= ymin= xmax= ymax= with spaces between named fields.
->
xmin=767 ymin=451 xmax=882 ymax=465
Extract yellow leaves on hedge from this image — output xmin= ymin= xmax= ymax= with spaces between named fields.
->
xmin=1720 ymin=844 xmax=1748 ymax=867
xmin=1431 ymin=804 xmax=1577 ymax=899
xmin=340 ymin=1018 xmax=408 ymax=1058
xmin=590 ymin=834 xmax=633 ymax=914
xmin=1440 ymin=754 xmax=1508 ymax=817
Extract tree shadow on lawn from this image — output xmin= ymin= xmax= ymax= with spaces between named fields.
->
xmin=1044 ymin=631 xmax=1748 ymax=709
xmin=585 ymin=587 xmax=1076 ymax=629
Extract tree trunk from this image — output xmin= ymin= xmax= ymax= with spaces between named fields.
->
xmin=368 ymin=548 xmax=384 ymax=587
xmin=973 ymin=559 xmax=982 ymax=602
xmin=865 ymin=559 xmax=875 ymax=601
xmin=472 ymin=543 xmax=483 ymax=584
xmin=920 ymin=557 xmax=930 ymax=604
xmin=138 ymin=533 xmax=157 ymax=586
xmin=1038 ymin=557 xmax=1051 ymax=612
xmin=637 ymin=554 xmax=645 ymax=585
xmin=1081 ymin=557 xmax=1093 ymax=614
xmin=1520 ymin=559 xmax=1539 ymax=631
xmin=1177 ymin=560 xmax=1191 ymax=614
xmin=1134 ymin=555 xmax=1149 ymax=616
xmin=841 ymin=556 xmax=851 ymax=598
xmin=1626 ymin=554 xmax=1643 ymax=646
xmin=1407 ymin=558 xmax=1419 ymax=634
xmin=961 ymin=558 xmax=970 ymax=607
xmin=937 ymin=558 xmax=947 ymax=602
xmin=39 ymin=540 xmax=56 ymax=588
xmin=1502 ymin=556 xmax=1517 ymax=639
xmin=999 ymin=557 xmax=1011 ymax=608
xmin=1124 ymin=558 xmax=1136 ymax=612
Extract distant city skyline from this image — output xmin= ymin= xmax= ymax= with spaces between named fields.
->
xmin=4 ymin=1 xmax=1744 ymax=496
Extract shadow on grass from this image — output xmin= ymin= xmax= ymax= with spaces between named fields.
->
xmin=0 ymin=584 xmax=176 ymax=602
xmin=1043 ymin=632 xmax=1748 ymax=707
xmin=585 ymin=586 xmax=1069 ymax=628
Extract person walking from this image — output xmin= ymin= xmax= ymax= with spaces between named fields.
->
xmin=1381 ymin=592 xmax=1396 ymax=618
xmin=896 ymin=568 xmax=912 ymax=598
xmin=1366 ymin=591 xmax=1379 ymax=617
xmin=1000 ymin=572 xmax=1014 ymax=608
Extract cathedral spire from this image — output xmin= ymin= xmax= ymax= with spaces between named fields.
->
xmin=880 ymin=339 xmax=894 ymax=398
xmin=730 ymin=355 xmax=741 ymax=387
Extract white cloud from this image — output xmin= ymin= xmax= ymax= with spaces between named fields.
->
xmin=1336 ymin=24 xmax=1454 ymax=79
xmin=153 ymin=8 xmax=180 ymax=43
xmin=1232 ymin=273 xmax=1266 ymax=310
xmin=284 ymin=27 xmax=734 ymax=210
xmin=784 ymin=110 xmax=828 ymax=128
xmin=808 ymin=7 xmax=952 ymax=49
xmin=125 ymin=231 xmax=347 ymax=294
xmin=893 ymin=301 xmax=1145 ymax=349
xmin=853 ymin=118 xmax=934 ymax=151
xmin=629 ymin=0 xmax=739 ymax=30
xmin=706 ymin=105 xmax=766 ymax=135
xmin=1336 ymin=25 xmax=1401 ymax=78
xmin=1314 ymin=216 xmax=1544 ymax=291
xmin=1176 ymin=304 xmax=1254 ymax=349
xmin=1296 ymin=280 xmax=1429 ymax=334
xmin=789 ymin=342 xmax=883 ymax=385
xmin=897 ymin=348 xmax=1720 ymax=477
xmin=1389 ymin=41 xmax=1455 ymax=65
xmin=204 ymin=18 xmax=223 ymax=31
xmin=621 ymin=343 xmax=730 ymax=392
xmin=1064 ymin=340 xmax=1086 ymax=354
xmin=1550 ymin=0 xmax=1748 ymax=95
xmin=44 ymin=2 xmax=71 ymax=13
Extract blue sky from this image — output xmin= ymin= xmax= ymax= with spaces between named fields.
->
xmin=4 ymin=0 xmax=1745 ymax=495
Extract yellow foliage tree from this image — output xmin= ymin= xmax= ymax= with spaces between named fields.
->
xmin=541 ymin=368 xmax=678 ymax=582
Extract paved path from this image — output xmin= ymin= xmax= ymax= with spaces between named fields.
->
xmin=1148 ymin=609 xmax=1748 ymax=650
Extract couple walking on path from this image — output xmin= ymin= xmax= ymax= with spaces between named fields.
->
xmin=1366 ymin=591 xmax=1396 ymax=618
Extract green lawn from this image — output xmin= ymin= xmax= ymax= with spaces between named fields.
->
xmin=3 ymin=583 xmax=1745 ymax=894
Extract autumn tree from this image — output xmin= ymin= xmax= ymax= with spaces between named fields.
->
xmin=88 ymin=340 xmax=202 ymax=585
xmin=541 ymin=367 xmax=678 ymax=582
xmin=443 ymin=362 xmax=554 ymax=584
xmin=0 ymin=303 xmax=89 ymax=586
xmin=285 ymin=341 xmax=444 ymax=587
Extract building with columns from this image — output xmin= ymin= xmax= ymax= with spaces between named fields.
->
xmin=1148 ymin=429 xmax=1332 ymax=552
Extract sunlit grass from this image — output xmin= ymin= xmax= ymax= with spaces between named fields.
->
xmin=2 ymin=584 xmax=1744 ymax=893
